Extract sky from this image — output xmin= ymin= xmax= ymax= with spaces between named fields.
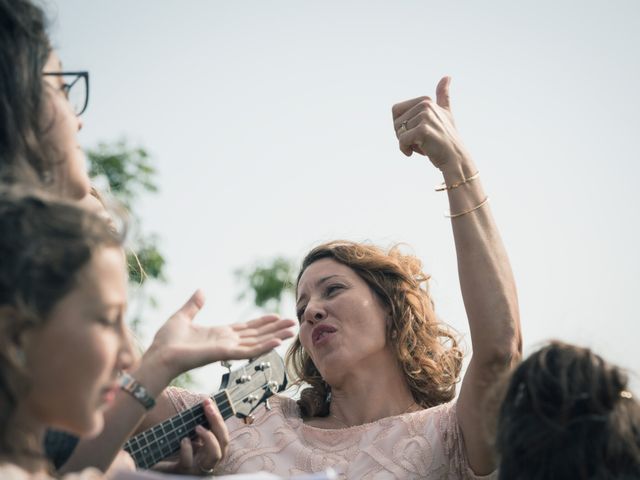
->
xmin=50 ymin=0 xmax=640 ymax=392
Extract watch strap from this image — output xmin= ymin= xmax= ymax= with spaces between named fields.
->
xmin=120 ymin=373 xmax=156 ymax=410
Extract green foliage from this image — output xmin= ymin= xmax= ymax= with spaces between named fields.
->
xmin=169 ymin=371 xmax=195 ymax=389
xmin=126 ymin=236 xmax=166 ymax=285
xmin=235 ymin=256 xmax=297 ymax=314
xmin=87 ymin=139 xmax=157 ymax=210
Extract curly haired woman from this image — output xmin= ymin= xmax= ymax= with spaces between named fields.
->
xmin=159 ymin=77 xmax=522 ymax=479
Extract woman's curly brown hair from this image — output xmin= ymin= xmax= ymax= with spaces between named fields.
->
xmin=286 ymin=240 xmax=463 ymax=417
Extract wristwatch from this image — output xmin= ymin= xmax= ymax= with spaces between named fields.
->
xmin=120 ymin=373 xmax=156 ymax=410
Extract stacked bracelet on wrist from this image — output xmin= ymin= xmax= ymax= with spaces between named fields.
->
xmin=120 ymin=372 xmax=156 ymax=410
xmin=435 ymin=171 xmax=480 ymax=192
xmin=445 ymin=196 xmax=490 ymax=219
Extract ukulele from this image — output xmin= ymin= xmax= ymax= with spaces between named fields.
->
xmin=123 ymin=350 xmax=287 ymax=470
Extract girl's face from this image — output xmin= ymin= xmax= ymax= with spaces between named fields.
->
xmin=41 ymin=51 xmax=90 ymax=199
xmin=23 ymin=246 xmax=133 ymax=437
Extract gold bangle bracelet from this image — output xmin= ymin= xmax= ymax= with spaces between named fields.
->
xmin=435 ymin=171 xmax=480 ymax=192
xmin=445 ymin=196 xmax=489 ymax=219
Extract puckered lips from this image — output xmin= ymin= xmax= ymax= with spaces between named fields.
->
xmin=311 ymin=323 xmax=337 ymax=346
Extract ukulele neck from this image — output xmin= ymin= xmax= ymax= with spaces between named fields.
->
xmin=123 ymin=390 xmax=233 ymax=470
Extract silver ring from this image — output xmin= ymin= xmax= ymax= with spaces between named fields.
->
xmin=397 ymin=121 xmax=408 ymax=134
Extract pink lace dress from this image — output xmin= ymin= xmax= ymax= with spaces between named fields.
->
xmin=166 ymin=388 xmax=496 ymax=479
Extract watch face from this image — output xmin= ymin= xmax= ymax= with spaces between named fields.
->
xmin=120 ymin=375 xmax=155 ymax=409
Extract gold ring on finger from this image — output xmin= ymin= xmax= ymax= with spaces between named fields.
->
xmin=397 ymin=121 xmax=408 ymax=134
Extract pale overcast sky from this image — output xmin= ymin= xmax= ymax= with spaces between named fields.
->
xmin=50 ymin=0 xmax=640 ymax=391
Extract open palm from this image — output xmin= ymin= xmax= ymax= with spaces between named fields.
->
xmin=147 ymin=290 xmax=296 ymax=381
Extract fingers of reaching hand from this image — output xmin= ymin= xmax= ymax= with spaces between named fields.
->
xmin=173 ymin=289 xmax=206 ymax=322
xmin=240 ymin=314 xmax=283 ymax=330
xmin=234 ymin=333 xmax=286 ymax=354
xmin=234 ymin=317 xmax=296 ymax=340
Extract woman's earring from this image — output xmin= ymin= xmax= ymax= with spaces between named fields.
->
xmin=390 ymin=329 xmax=398 ymax=340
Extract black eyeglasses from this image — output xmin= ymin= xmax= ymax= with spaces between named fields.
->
xmin=43 ymin=71 xmax=90 ymax=116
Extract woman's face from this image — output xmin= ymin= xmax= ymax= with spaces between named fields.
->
xmin=23 ymin=246 xmax=132 ymax=437
xmin=41 ymin=51 xmax=90 ymax=199
xmin=296 ymin=258 xmax=392 ymax=385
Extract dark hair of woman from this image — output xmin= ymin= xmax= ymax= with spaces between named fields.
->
xmin=286 ymin=240 xmax=463 ymax=417
xmin=496 ymin=341 xmax=640 ymax=480
xmin=0 ymin=0 xmax=54 ymax=186
xmin=0 ymin=187 xmax=125 ymax=467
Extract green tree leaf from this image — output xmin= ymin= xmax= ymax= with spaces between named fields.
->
xmin=235 ymin=256 xmax=296 ymax=314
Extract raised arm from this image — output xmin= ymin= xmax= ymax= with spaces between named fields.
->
xmin=392 ymin=77 xmax=522 ymax=474
xmin=61 ymin=290 xmax=295 ymax=474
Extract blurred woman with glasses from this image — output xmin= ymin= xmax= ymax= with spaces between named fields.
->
xmin=0 ymin=1 xmax=91 ymax=200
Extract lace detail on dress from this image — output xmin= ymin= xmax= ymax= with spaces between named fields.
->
xmin=436 ymin=402 xmax=496 ymax=480
xmin=168 ymin=390 xmax=496 ymax=480
xmin=165 ymin=386 xmax=207 ymax=414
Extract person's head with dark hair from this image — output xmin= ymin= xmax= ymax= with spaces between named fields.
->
xmin=0 ymin=188 xmax=133 ymax=473
xmin=287 ymin=240 xmax=463 ymax=417
xmin=0 ymin=0 xmax=90 ymax=198
xmin=496 ymin=341 xmax=640 ymax=479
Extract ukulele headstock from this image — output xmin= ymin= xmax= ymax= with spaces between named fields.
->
xmin=221 ymin=350 xmax=287 ymax=418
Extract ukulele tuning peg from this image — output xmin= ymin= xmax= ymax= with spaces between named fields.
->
xmin=255 ymin=362 xmax=271 ymax=371
xmin=236 ymin=374 xmax=252 ymax=384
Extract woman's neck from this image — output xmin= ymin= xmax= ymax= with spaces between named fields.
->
xmin=325 ymin=352 xmax=417 ymax=426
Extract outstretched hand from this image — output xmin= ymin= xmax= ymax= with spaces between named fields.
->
xmin=143 ymin=290 xmax=296 ymax=385
xmin=392 ymin=76 xmax=469 ymax=170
